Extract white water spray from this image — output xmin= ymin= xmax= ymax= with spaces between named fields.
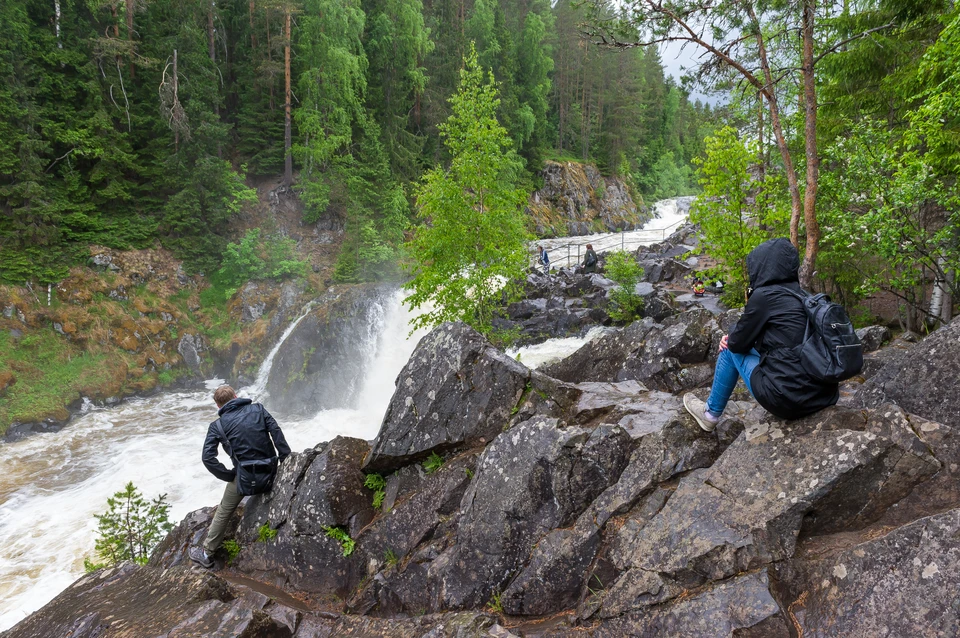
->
xmin=0 ymin=289 xmax=425 ymax=631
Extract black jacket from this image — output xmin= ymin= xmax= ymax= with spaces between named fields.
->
xmin=727 ymin=238 xmax=839 ymax=419
xmin=202 ymin=398 xmax=291 ymax=483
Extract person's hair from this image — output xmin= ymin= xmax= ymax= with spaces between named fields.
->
xmin=586 ymin=244 xmax=593 ymax=249
xmin=214 ymin=385 xmax=237 ymax=407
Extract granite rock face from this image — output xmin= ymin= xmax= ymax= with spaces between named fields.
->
xmin=364 ymin=322 xmax=531 ymax=472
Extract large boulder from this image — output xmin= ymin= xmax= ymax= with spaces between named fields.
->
xmin=776 ymin=507 xmax=960 ymax=637
xmin=597 ymin=405 xmax=940 ymax=618
xmin=430 ymin=418 xmax=633 ymax=611
xmin=233 ymin=437 xmax=374 ymax=598
xmin=856 ymin=317 xmax=960 ymax=429
xmin=542 ymin=309 xmax=721 ymax=392
xmin=364 ymin=322 xmax=531 ymax=472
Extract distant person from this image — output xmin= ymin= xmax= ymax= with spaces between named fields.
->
xmin=582 ymin=244 xmax=598 ymax=274
xmin=683 ymin=239 xmax=839 ymax=430
xmin=189 ymin=385 xmax=290 ymax=568
xmin=693 ymin=277 xmax=705 ymax=297
xmin=537 ymin=244 xmax=550 ymax=275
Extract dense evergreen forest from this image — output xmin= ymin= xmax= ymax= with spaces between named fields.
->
xmin=0 ymin=0 xmax=712 ymax=285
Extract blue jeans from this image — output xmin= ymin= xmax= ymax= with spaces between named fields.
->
xmin=706 ymin=348 xmax=760 ymax=416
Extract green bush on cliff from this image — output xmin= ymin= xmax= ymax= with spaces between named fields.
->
xmin=204 ymin=229 xmax=308 ymax=304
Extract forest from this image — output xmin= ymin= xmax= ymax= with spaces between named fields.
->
xmin=0 ymin=0 xmax=712 ymax=286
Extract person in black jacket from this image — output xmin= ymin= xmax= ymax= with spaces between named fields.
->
xmin=189 ymin=385 xmax=290 ymax=568
xmin=683 ymin=238 xmax=839 ymax=431
xmin=582 ymin=244 xmax=598 ymax=274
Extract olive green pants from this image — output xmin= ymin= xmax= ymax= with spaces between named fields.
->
xmin=203 ymin=480 xmax=243 ymax=554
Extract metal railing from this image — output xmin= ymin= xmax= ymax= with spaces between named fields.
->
xmin=533 ymin=218 xmax=689 ymax=271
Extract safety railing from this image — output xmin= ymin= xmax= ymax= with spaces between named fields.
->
xmin=532 ymin=218 xmax=688 ymax=271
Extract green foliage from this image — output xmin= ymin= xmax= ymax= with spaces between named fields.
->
xmin=488 ymin=591 xmax=504 ymax=614
xmin=257 ymin=523 xmax=279 ymax=543
xmin=404 ymin=45 xmax=532 ymax=335
xmin=423 ymin=451 xmax=445 ymax=474
xmin=322 ymin=525 xmax=356 ymax=556
xmin=206 ymin=229 xmax=308 ymax=303
xmin=364 ymin=473 xmax=387 ymax=510
xmin=818 ymin=118 xmax=960 ymax=325
xmin=222 ymin=539 xmax=242 ymax=564
xmin=89 ymin=482 xmax=173 ymax=568
xmin=384 ymin=548 xmax=399 ymax=566
xmin=605 ymin=251 xmax=645 ymax=323
xmin=690 ymin=127 xmax=789 ymax=305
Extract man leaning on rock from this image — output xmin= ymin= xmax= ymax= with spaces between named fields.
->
xmin=189 ymin=385 xmax=290 ymax=568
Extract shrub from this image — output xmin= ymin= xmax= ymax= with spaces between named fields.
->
xmin=364 ymin=473 xmax=387 ymax=510
xmin=86 ymin=482 xmax=173 ymax=569
xmin=222 ymin=539 xmax=242 ymax=564
xmin=423 ymin=452 xmax=445 ymax=474
xmin=605 ymin=251 xmax=645 ymax=323
xmin=257 ymin=523 xmax=278 ymax=543
xmin=322 ymin=526 xmax=356 ymax=556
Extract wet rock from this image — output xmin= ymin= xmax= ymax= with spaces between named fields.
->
xmin=364 ymin=322 xmax=530 ymax=472
xmin=776 ymin=507 xmax=960 ymax=637
xmin=431 ymin=418 xmax=632 ymax=611
xmin=592 ymin=570 xmax=789 ymax=638
xmin=234 ymin=437 xmax=374 ymax=598
xmin=265 ymin=285 xmax=397 ymax=416
xmin=177 ymin=333 xmax=204 ymax=375
xmin=2 ymin=564 xmax=293 ymax=638
xmin=855 ymin=325 xmax=891 ymax=353
xmin=542 ymin=310 xmax=720 ymax=392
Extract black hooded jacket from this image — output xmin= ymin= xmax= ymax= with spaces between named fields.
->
xmin=202 ymin=397 xmax=291 ymax=483
xmin=727 ymin=238 xmax=839 ymax=419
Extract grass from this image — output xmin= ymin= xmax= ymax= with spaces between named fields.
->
xmin=257 ymin=522 xmax=279 ymax=543
xmin=0 ymin=329 xmax=121 ymax=434
xmin=222 ymin=538 xmax=242 ymax=564
xmin=423 ymin=451 xmax=445 ymax=474
xmin=384 ymin=548 xmax=398 ymax=566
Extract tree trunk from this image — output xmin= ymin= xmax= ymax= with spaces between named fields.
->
xmin=800 ymin=0 xmax=821 ymax=289
xmin=173 ymin=48 xmax=179 ymax=151
xmin=283 ymin=9 xmax=293 ymax=187
xmin=126 ymin=0 xmax=135 ymax=77
xmin=54 ymin=0 xmax=61 ymax=48
xmin=249 ymin=0 xmax=257 ymax=49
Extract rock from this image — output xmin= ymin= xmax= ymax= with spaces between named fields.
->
xmin=599 ymin=405 xmax=940 ymax=617
xmin=265 ymin=285 xmax=397 ymax=416
xmin=542 ymin=310 xmax=720 ymax=393
xmin=233 ymin=437 xmax=374 ymax=598
xmin=592 ymin=571 xmax=789 ymax=638
xmin=364 ymin=322 xmax=530 ymax=472
xmin=501 ymin=414 xmax=722 ymax=616
xmin=856 ymin=318 xmax=960 ymax=430
xmin=855 ymin=325 xmax=892 ymax=353
xmin=177 ymin=333 xmax=204 ymax=374
xmin=431 ymin=418 xmax=633 ymax=611
xmin=776 ymin=507 xmax=960 ymax=637
xmin=2 ymin=564 xmax=294 ymax=638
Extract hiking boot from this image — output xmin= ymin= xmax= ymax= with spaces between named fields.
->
xmin=189 ymin=546 xmax=214 ymax=569
xmin=683 ymin=393 xmax=719 ymax=433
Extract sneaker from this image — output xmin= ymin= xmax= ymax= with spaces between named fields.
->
xmin=188 ymin=546 xmax=214 ymax=569
xmin=683 ymin=393 xmax=719 ymax=433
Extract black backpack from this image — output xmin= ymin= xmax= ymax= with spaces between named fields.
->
xmin=212 ymin=416 xmax=279 ymax=497
xmin=781 ymin=287 xmax=864 ymax=383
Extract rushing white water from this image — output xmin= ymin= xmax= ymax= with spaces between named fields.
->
xmin=534 ymin=196 xmax=693 ymax=270
xmin=507 ymin=325 xmax=611 ymax=369
xmin=0 ymin=289 xmax=428 ymax=631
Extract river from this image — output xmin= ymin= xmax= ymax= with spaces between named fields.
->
xmin=0 ymin=199 xmax=689 ymax=631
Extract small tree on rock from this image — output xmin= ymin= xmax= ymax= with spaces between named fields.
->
xmin=85 ymin=482 xmax=173 ymax=571
xmin=404 ymin=44 xmax=531 ymax=335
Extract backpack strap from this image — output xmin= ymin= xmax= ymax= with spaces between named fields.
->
xmin=212 ymin=418 xmax=234 ymax=459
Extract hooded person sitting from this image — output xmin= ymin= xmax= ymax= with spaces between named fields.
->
xmin=683 ymin=238 xmax=839 ymax=430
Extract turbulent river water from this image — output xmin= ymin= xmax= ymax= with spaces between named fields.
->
xmin=0 ymin=200 xmax=689 ymax=631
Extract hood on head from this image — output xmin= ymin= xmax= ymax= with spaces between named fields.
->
xmin=746 ymin=238 xmax=799 ymax=289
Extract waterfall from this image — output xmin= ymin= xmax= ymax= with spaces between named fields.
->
xmin=241 ymin=301 xmax=315 ymax=400
xmin=0 ymin=289 xmax=427 ymax=631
